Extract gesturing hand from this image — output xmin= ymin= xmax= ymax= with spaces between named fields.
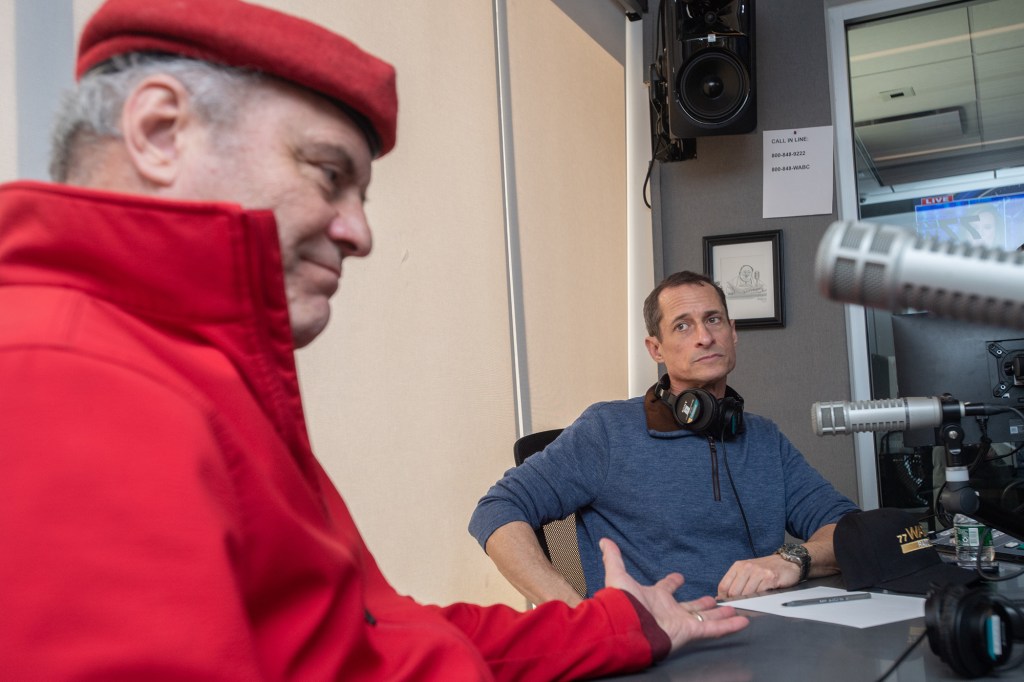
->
xmin=600 ymin=538 xmax=749 ymax=654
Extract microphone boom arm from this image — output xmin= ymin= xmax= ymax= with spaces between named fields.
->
xmin=813 ymin=393 xmax=1024 ymax=538
xmin=934 ymin=398 xmax=1024 ymax=539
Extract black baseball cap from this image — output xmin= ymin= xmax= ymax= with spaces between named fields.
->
xmin=834 ymin=509 xmax=980 ymax=595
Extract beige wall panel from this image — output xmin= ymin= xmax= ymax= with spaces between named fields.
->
xmin=74 ymin=0 xmax=105 ymax=37
xmin=508 ymin=0 xmax=628 ymax=431
xmin=0 ymin=2 xmax=16 ymax=182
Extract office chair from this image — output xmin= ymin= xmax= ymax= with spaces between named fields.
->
xmin=513 ymin=429 xmax=588 ymax=599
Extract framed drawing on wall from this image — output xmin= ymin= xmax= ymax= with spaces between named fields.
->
xmin=702 ymin=230 xmax=784 ymax=328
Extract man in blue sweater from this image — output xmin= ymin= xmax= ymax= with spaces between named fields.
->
xmin=470 ymin=271 xmax=859 ymax=605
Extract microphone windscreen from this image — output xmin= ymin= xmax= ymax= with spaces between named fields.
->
xmin=812 ymin=400 xmax=848 ymax=436
xmin=815 ymin=220 xmax=1024 ymax=330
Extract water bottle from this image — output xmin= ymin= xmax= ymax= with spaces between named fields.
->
xmin=953 ymin=514 xmax=996 ymax=569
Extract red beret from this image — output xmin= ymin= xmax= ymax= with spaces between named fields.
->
xmin=77 ymin=0 xmax=397 ymax=157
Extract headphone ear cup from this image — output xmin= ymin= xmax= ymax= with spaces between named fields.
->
xmin=927 ymin=585 xmax=1015 ymax=678
xmin=674 ymin=389 xmax=717 ymax=433
xmin=720 ymin=396 xmax=744 ymax=438
xmin=926 ymin=585 xmax=967 ymax=675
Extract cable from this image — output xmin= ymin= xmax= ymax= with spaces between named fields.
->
xmin=970 ymin=407 xmax=1024 ymax=466
xmin=964 ymin=434 xmax=992 ymax=474
xmin=642 ymin=159 xmax=654 ymax=209
xmin=999 ymin=478 xmax=1024 ymax=507
xmin=874 ymin=630 xmax=927 ymax=682
xmin=988 ymin=440 xmax=1024 ymax=464
xmin=953 ymin=408 xmax=1024 ymax=582
xmin=648 ymin=0 xmax=696 ymax=165
xmin=719 ymin=439 xmax=756 ymax=557
xmin=934 ymin=481 xmax=953 ymax=529
xmin=648 ymin=0 xmax=668 ymax=162
xmin=974 ymin=551 xmax=1024 ymax=582
xmin=930 ymin=493 xmax=1024 ymax=583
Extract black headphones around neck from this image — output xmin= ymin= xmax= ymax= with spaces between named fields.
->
xmin=654 ymin=375 xmax=745 ymax=440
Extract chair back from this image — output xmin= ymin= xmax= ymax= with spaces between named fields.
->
xmin=513 ymin=429 xmax=587 ymax=598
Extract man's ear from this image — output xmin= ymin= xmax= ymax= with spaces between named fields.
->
xmin=120 ymin=75 xmax=194 ymax=188
xmin=645 ymin=336 xmax=662 ymax=363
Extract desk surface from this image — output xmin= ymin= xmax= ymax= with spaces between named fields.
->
xmin=609 ymin=571 xmax=1024 ymax=682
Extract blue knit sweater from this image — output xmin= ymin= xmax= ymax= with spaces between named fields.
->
xmin=469 ymin=390 xmax=859 ymax=601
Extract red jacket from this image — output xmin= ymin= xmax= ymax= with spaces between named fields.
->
xmin=0 ymin=182 xmax=658 ymax=681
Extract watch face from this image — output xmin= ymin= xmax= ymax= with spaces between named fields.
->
xmin=783 ymin=544 xmax=808 ymax=559
xmin=778 ymin=544 xmax=810 ymax=581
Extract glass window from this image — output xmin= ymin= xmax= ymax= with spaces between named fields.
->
xmin=844 ymin=0 xmax=1024 ymax=526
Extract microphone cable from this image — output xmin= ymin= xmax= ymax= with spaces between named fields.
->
xmin=644 ymin=1 xmax=667 ymax=211
xmin=960 ymin=417 xmax=1024 ymax=584
xmin=979 ymin=406 xmax=1024 ymax=467
xmin=1000 ymin=479 xmax=1024 ymax=509
xmin=873 ymin=630 xmax=927 ymax=682
xmin=643 ymin=159 xmax=656 ymax=209
xmin=879 ymin=430 xmax=933 ymax=509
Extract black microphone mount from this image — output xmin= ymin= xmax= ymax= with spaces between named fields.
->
xmin=933 ymin=395 xmax=1024 ymax=539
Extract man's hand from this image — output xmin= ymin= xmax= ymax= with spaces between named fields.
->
xmin=600 ymin=538 xmax=748 ymax=653
xmin=716 ymin=554 xmax=800 ymax=600
xmin=717 ymin=525 xmax=841 ymax=599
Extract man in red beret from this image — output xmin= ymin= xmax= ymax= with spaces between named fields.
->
xmin=0 ymin=0 xmax=746 ymax=679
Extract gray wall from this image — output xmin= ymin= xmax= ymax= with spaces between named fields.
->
xmin=15 ymin=0 xmax=74 ymax=180
xmin=648 ymin=0 xmax=861 ymax=504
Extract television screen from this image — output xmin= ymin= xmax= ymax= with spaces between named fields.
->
xmin=892 ymin=312 xmax=1024 ymax=449
xmin=860 ymin=184 xmax=1024 ymax=251
xmin=913 ymin=192 xmax=1024 ymax=250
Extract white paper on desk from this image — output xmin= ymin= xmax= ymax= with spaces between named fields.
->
xmin=727 ymin=586 xmax=924 ymax=628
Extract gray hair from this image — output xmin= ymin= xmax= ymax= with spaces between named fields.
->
xmin=49 ymin=53 xmax=263 ymax=182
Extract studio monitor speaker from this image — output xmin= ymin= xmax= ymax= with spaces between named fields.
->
xmin=662 ymin=0 xmax=756 ymax=138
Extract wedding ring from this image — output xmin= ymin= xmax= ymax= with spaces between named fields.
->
xmin=692 ymin=611 xmax=705 ymax=623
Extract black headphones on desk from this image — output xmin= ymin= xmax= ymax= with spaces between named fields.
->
xmin=925 ymin=583 xmax=1024 ymax=678
xmin=654 ymin=375 xmax=745 ymax=440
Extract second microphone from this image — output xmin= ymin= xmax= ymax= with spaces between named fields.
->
xmin=811 ymin=396 xmax=1006 ymax=436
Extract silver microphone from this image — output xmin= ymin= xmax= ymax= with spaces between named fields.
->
xmin=814 ymin=220 xmax=1024 ymax=330
xmin=812 ymin=397 xmax=943 ymax=436
xmin=811 ymin=397 xmax=1007 ymax=436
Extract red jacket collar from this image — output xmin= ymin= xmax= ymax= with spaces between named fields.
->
xmin=0 ymin=180 xmax=304 ymax=442
xmin=0 ymin=181 xmax=286 ymax=329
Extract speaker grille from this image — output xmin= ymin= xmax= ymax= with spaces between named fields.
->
xmin=677 ymin=50 xmax=750 ymax=123
xmin=661 ymin=0 xmax=756 ymax=137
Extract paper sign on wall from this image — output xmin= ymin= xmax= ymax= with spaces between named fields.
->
xmin=762 ymin=126 xmax=834 ymax=219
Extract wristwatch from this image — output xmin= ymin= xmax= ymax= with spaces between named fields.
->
xmin=775 ymin=544 xmax=811 ymax=582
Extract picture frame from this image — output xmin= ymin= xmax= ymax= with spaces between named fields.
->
xmin=702 ymin=230 xmax=784 ymax=328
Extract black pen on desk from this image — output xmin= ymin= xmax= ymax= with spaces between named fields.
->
xmin=781 ymin=593 xmax=872 ymax=607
